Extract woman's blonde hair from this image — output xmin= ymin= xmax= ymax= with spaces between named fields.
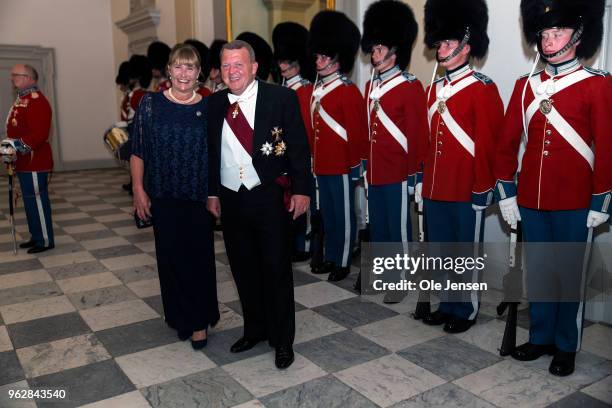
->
xmin=167 ymin=43 xmax=201 ymax=70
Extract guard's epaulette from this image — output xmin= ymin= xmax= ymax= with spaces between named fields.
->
xmin=472 ymin=71 xmax=493 ymax=84
xmin=402 ymin=71 xmax=417 ymax=82
xmin=583 ymin=66 xmax=610 ymax=77
xmin=519 ymin=69 xmax=543 ymax=79
xmin=340 ymin=75 xmax=353 ymax=85
xmin=300 ymin=78 xmax=311 ymax=86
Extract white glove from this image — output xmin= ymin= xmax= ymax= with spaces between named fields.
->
xmin=414 ymin=182 xmax=423 ymax=204
xmin=114 ymin=121 xmax=128 ymax=128
xmin=472 ymin=204 xmax=487 ymax=212
xmin=586 ymin=210 xmax=610 ymax=228
xmin=499 ymin=196 xmax=521 ymax=226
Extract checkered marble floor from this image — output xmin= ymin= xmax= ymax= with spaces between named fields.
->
xmin=0 ymin=168 xmax=611 ymax=408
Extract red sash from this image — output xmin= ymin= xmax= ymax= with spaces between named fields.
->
xmin=225 ymin=102 xmax=253 ymax=155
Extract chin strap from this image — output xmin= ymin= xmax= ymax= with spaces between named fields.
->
xmin=436 ymin=27 xmax=471 ymax=64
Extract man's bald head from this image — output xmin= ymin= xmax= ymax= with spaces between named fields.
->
xmin=10 ymin=64 xmax=38 ymax=90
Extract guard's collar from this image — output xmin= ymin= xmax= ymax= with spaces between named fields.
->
xmin=545 ymin=58 xmax=580 ymax=76
xmin=375 ymin=65 xmax=400 ymax=83
xmin=285 ymin=75 xmax=302 ymax=87
xmin=18 ymin=86 xmax=39 ymax=97
xmin=445 ymin=62 xmax=471 ymax=82
xmin=319 ymin=71 xmax=341 ymax=85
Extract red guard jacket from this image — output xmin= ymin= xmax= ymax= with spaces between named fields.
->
xmin=495 ymin=64 xmax=612 ymax=213
xmin=423 ymin=66 xmax=504 ymax=205
xmin=310 ymin=73 xmax=368 ymax=176
xmin=6 ymin=88 xmax=53 ymax=172
xmin=365 ymin=69 xmax=429 ymax=186
xmin=286 ymin=76 xmax=314 ymax=151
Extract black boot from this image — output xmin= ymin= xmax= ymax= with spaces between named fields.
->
xmin=549 ymin=350 xmax=575 ymax=377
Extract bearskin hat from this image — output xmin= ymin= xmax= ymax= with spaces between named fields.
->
xmin=521 ymin=0 xmax=605 ymax=60
xmin=308 ymin=10 xmax=361 ymax=73
xmin=272 ymin=22 xmax=315 ymax=81
xmin=361 ymin=0 xmax=418 ymax=69
xmin=115 ymin=61 xmax=131 ymax=86
xmin=128 ymin=55 xmax=152 ymax=89
xmin=146 ymin=41 xmax=171 ymax=72
xmin=209 ymin=39 xmax=227 ymax=70
xmin=424 ymin=0 xmax=490 ymax=59
xmin=236 ymin=32 xmax=274 ymax=80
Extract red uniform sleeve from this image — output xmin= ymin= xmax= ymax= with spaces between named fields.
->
xmin=472 ymin=82 xmax=504 ymax=195
xmin=130 ymin=89 xmax=147 ymax=111
xmin=296 ymin=85 xmax=314 ymax=152
xmin=404 ymin=80 xmax=429 ymax=177
xmin=343 ymin=84 xmax=368 ymax=166
xmin=21 ymin=96 xmax=52 ymax=150
xmin=495 ymin=79 xmax=526 ymax=185
xmin=589 ymin=75 xmax=612 ymax=207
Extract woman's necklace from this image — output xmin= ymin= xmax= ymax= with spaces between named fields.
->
xmin=168 ymin=87 xmax=197 ymax=104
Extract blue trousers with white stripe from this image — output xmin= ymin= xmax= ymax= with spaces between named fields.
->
xmin=17 ymin=171 xmax=54 ymax=248
xmin=316 ymin=174 xmax=355 ymax=268
xmin=519 ymin=207 xmax=588 ymax=352
xmin=424 ymin=199 xmax=484 ymax=320
xmin=368 ymin=180 xmax=412 ymax=243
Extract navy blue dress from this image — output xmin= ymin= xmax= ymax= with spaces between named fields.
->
xmin=131 ymin=92 xmax=219 ymax=331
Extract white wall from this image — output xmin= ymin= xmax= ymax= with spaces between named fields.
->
xmin=195 ymin=0 xmax=217 ymax=45
xmin=0 ymin=0 xmax=120 ymax=167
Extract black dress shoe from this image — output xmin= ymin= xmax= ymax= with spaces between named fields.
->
xmin=311 ymin=261 xmax=334 ymax=275
xmin=27 ymin=245 xmax=54 ymax=254
xmin=443 ymin=317 xmax=476 ymax=333
xmin=275 ymin=346 xmax=295 ymax=369
xmin=230 ymin=337 xmax=263 ymax=353
xmin=328 ymin=266 xmax=351 ymax=282
xmin=191 ymin=330 xmax=208 ymax=350
xmin=19 ymin=239 xmax=36 ymax=249
xmin=292 ymin=251 xmax=311 ymax=263
xmin=511 ymin=342 xmax=556 ymax=361
xmin=422 ymin=310 xmax=450 ymax=326
xmin=549 ymin=351 xmax=575 ymax=377
xmin=178 ymin=330 xmax=192 ymax=341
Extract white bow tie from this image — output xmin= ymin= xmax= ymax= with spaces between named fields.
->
xmin=228 ymin=80 xmax=257 ymax=104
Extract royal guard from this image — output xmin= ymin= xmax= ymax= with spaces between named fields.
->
xmin=127 ymin=55 xmax=152 ymax=123
xmin=4 ymin=64 xmax=54 ymax=253
xmin=495 ymin=0 xmax=610 ymax=376
xmin=418 ymin=0 xmax=504 ymax=332
xmin=147 ymin=41 xmax=171 ymax=91
xmin=184 ymin=39 xmax=211 ymax=97
xmin=236 ymin=32 xmax=274 ymax=82
xmin=308 ymin=10 xmax=368 ymax=281
xmin=273 ymin=22 xmax=316 ymax=264
xmin=115 ymin=61 xmax=132 ymax=122
xmin=361 ymin=0 xmax=429 ymax=303
xmin=206 ymin=39 xmax=228 ymax=93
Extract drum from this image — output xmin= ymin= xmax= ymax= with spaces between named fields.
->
xmin=103 ymin=126 xmax=129 ymax=160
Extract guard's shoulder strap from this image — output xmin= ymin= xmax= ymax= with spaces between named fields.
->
xmin=472 ymin=71 xmax=494 ymax=85
xmin=583 ymin=66 xmax=610 ymax=77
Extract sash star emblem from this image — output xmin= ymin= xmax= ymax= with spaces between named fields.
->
xmin=261 ymin=142 xmax=273 ymax=156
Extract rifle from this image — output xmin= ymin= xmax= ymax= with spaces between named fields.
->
xmin=412 ymin=201 xmax=430 ymax=319
xmin=498 ymin=222 xmax=522 ymax=356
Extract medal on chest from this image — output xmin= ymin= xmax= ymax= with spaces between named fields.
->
xmin=437 ymin=100 xmax=447 ymax=114
xmin=539 ymin=99 xmax=552 ymax=115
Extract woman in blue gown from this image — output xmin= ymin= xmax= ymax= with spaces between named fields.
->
xmin=131 ymin=44 xmax=219 ymax=349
